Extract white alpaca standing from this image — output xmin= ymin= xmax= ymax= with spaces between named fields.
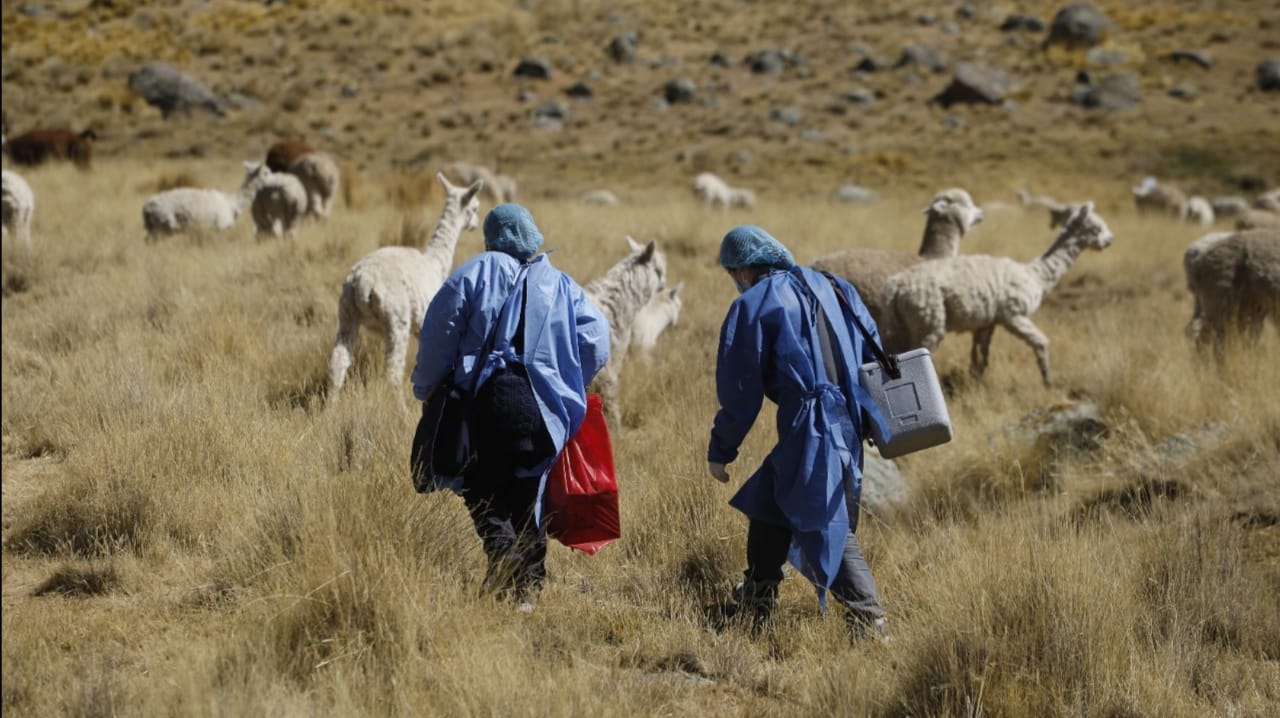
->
xmin=1016 ymin=187 xmax=1080 ymax=229
xmin=692 ymin=172 xmax=732 ymax=209
xmin=880 ymin=202 xmax=1115 ymax=385
xmin=1183 ymin=228 xmax=1280 ymax=357
xmin=629 ymin=282 xmax=684 ymax=360
xmin=728 ymin=187 xmax=757 ymax=209
xmin=812 ymin=188 xmax=984 ymax=325
xmin=251 ymin=172 xmax=309 ymax=239
xmin=328 ymin=172 xmax=483 ymax=401
xmin=444 ymin=161 xmax=510 ymax=205
xmin=1185 ymin=196 xmax=1215 ymax=228
xmin=141 ymin=162 xmax=272 ymax=242
xmin=581 ymin=189 xmax=620 ymax=206
xmin=585 ymin=236 xmax=668 ymax=425
xmin=286 ymin=152 xmax=341 ymax=218
xmin=1 ymin=169 xmax=35 ymax=249
xmin=1132 ymin=176 xmax=1188 ymax=220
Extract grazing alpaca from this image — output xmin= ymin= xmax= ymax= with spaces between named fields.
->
xmin=630 ymin=282 xmax=684 ymax=359
xmin=328 ymin=172 xmax=483 ymax=401
xmin=141 ymin=162 xmax=272 ymax=241
xmin=1183 ymin=229 xmax=1280 ymax=358
xmin=585 ymin=236 xmax=668 ymax=424
xmin=1132 ymin=176 xmax=1188 ymax=220
xmin=880 ymin=202 xmax=1115 ymax=385
xmin=812 ymin=187 xmax=984 ymax=325
xmin=265 ymin=140 xmax=314 ymax=172
xmin=5 ymin=128 xmax=97 ymax=168
xmin=2 ymin=169 xmax=35 ymax=249
xmin=251 ymin=171 xmax=309 ymax=239
xmin=287 ymin=152 xmax=341 ymax=218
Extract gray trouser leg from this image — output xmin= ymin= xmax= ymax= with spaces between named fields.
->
xmin=828 ymin=531 xmax=886 ymax=625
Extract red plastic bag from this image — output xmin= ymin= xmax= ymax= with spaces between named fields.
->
xmin=545 ymin=394 xmax=620 ymax=554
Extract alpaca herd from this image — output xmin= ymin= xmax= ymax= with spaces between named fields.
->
xmin=3 ymin=153 xmax=1277 ymax=414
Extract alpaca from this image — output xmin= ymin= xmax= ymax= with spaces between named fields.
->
xmin=880 ymin=202 xmax=1115 ymax=385
xmin=5 ymin=128 xmax=96 ymax=168
xmin=286 ymin=152 xmax=341 ymax=218
xmin=1183 ymin=229 xmax=1280 ymax=357
xmin=1132 ymin=176 xmax=1188 ymax=220
xmin=2 ymin=169 xmax=35 ymax=249
xmin=811 ymin=187 xmax=984 ymax=325
xmin=1016 ymin=187 xmax=1079 ymax=229
xmin=142 ymin=162 xmax=272 ymax=242
xmin=265 ymin=140 xmax=314 ymax=172
xmin=629 ymin=282 xmax=684 ymax=360
xmin=251 ymin=171 xmax=309 ymax=239
xmin=444 ymin=162 xmax=510 ymax=204
xmin=585 ymin=236 xmax=668 ymax=425
xmin=692 ymin=172 xmax=732 ymax=209
xmin=581 ymin=189 xmax=620 ymax=206
xmin=1185 ymin=196 xmax=1215 ymax=228
xmin=728 ymin=187 xmax=757 ymax=209
xmin=328 ymin=172 xmax=483 ymax=401
xmin=1236 ymin=209 xmax=1280 ymax=231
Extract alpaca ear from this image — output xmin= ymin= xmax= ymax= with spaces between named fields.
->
xmin=626 ymin=235 xmax=643 ymax=252
xmin=637 ymin=240 xmax=657 ymax=262
xmin=923 ymin=197 xmax=947 ymax=215
xmin=1072 ymin=202 xmax=1093 ymax=223
xmin=671 ymin=281 xmax=685 ymax=295
xmin=463 ymin=180 xmax=483 ymax=204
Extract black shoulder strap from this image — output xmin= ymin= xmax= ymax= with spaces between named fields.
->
xmin=818 ymin=270 xmax=900 ymax=380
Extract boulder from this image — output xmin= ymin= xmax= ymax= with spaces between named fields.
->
xmin=860 ymin=449 xmax=909 ymax=516
xmin=932 ymin=63 xmax=1013 ymax=107
xmin=1045 ymin=4 xmax=1111 ymax=49
xmin=1258 ymin=57 xmax=1280 ymax=91
xmin=1071 ymin=72 xmax=1140 ymax=110
xmin=607 ymin=32 xmax=638 ymax=64
xmin=127 ymin=63 xmax=225 ymax=118
xmin=663 ymin=78 xmax=697 ymax=104
xmin=513 ymin=57 xmax=553 ymax=80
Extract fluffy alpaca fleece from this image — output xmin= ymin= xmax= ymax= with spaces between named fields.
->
xmin=327 ymin=172 xmax=483 ymax=402
xmin=1 ymin=169 xmax=35 ymax=249
xmin=141 ymin=162 xmax=272 ymax=241
xmin=251 ymin=171 xmax=308 ymax=239
xmin=880 ymin=202 xmax=1115 ymax=385
xmin=811 ymin=187 xmax=984 ymax=325
xmin=286 ymin=152 xmax=341 ymax=218
xmin=585 ymin=236 xmax=668 ymax=425
xmin=1132 ymin=176 xmax=1188 ymax=220
xmin=1183 ymin=228 xmax=1280 ymax=357
xmin=629 ymin=282 xmax=684 ymax=359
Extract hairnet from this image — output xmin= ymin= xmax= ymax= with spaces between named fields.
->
xmin=483 ymin=203 xmax=545 ymax=261
xmin=718 ymin=225 xmax=795 ymax=270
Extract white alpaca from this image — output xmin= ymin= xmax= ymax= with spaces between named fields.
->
xmin=581 ymin=189 xmax=620 ymax=206
xmin=585 ymin=236 xmax=668 ymax=425
xmin=880 ymin=202 xmax=1115 ymax=385
xmin=1 ymin=169 xmax=35 ymax=249
xmin=629 ymin=282 xmax=684 ymax=360
xmin=328 ymin=172 xmax=483 ymax=401
xmin=251 ymin=172 xmax=309 ymax=239
xmin=1016 ymin=187 xmax=1080 ymax=229
xmin=728 ymin=187 xmax=757 ymax=209
xmin=1132 ymin=176 xmax=1188 ymax=220
xmin=811 ymin=188 xmax=984 ymax=325
xmin=1183 ymin=228 xmax=1280 ymax=357
xmin=142 ymin=162 xmax=272 ymax=242
xmin=692 ymin=172 xmax=732 ymax=209
xmin=286 ymin=152 xmax=341 ymax=218
xmin=444 ymin=161 xmax=510 ymax=204
xmin=1185 ymin=196 xmax=1215 ymax=228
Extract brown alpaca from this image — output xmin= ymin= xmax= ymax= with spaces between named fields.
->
xmin=5 ymin=128 xmax=97 ymax=168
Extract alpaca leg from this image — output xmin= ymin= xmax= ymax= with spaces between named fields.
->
xmin=385 ymin=320 xmax=413 ymax=398
xmin=1001 ymin=315 xmax=1051 ymax=385
xmin=329 ymin=326 xmax=358 ymax=400
xmin=970 ymin=326 xmax=994 ymax=377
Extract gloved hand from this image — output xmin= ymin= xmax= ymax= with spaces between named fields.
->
xmin=708 ymin=461 xmax=730 ymax=483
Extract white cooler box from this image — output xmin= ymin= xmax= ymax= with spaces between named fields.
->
xmin=857 ymin=347 xmax=952 ymax=459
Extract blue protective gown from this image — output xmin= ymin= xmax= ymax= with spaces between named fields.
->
xmin=412 ymin=251 xmax=611 ymax=505
xmin=708 ymin=266 xmax=887 ymax=595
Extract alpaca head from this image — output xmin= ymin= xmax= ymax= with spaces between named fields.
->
xmin=1065 ymin=201 xmax=1115 ymax=250
xmin=240 ymin=161 xmax=273 ymax=193
xmin=436 ymin=171 xmax=484 ymax=232
xmin=925 ymin=187 xmax=984 ymax=234
xmin=658 ymin=282 xmax=684 ymax=325
xmin=1133 ymin=176 xmax=1158 ymax=196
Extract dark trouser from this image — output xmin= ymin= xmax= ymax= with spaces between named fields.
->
xmin=742 ymin=478 xmax=886 ymax=626
xmin=461 ymin=366 xmax=555 ymax=600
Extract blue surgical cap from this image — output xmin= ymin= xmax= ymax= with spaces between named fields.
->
xmin=718 ymin=225 xmax=795 ymax=270
xmin=483 ymin=203 xmax=544 ymax=261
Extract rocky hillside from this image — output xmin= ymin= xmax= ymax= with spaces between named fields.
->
xmin=3 ymin=0 xmax=1279 ymax=197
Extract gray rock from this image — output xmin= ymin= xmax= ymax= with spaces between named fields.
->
xmin=607 ymin=32 xmax=638 ymax=64
xmin=224 ymin=92 xmax=263 ymax=110
xmin=745 ymin=49 xmax=788 ymax=74
xmin=127 ymin=63 xmax=226 ymax=118
xmin=1007 ymin=402 xmax=1109 ymax=459
xmin=340 ymin=82 xmax=359 ymax=97
xmin=1086 ymin=47 xmax=1130 ymax=66
xmin=1258 ymin=57 xmax=1280 ymax=92
xmin=833 ymin=184 xmax=877 ymax=203
xmin=860 ymin=448 xmax=909 ymax=516
xmin=513 ymin=57 xmax=553 ymax=80
xmin=932 ymin=63 xmax=1013 ymax=107
xmin=854 ymin=54 xmax=895 ymax=73
xmin=1166 ymin=49 xmax=1213 ymax=69
xmin=709 ymin=51 xmax=731 ymax=68
xmin=1001 ymin=14 xmax=1046 ymax=32
xmin=663 ymin=77 xmax=697 ymax=104
xmin=1045 ymin=4 xmax=1111 ymax=49
xmin=956 ymin=4 xmax=976 ymax=20
xmin=771 ymin=106 xmax=802 ymax=126
xmin=564 ymin=82 xmax=593 ymax=99
xmin=534 ymin=99 xmax=571 ymax=120
xmin=842 ymin=88 xmax=876 ymax=106
xmin=898 ymin=44 xmax=947 ymax=73
xmin=1072 ymin=72 xmax=1140 ymax=110
xmin=1168 ymin=83 xmax=1198 ymax=101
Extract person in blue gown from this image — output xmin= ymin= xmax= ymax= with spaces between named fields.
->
xmin=707 ymin=224 xmax=889 ymax=638
xmin=412 ymin=203 xmax=611 ymax=606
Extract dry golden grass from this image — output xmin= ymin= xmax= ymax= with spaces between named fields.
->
xmin=2 ymin=158 xmax=1278 ymax=717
